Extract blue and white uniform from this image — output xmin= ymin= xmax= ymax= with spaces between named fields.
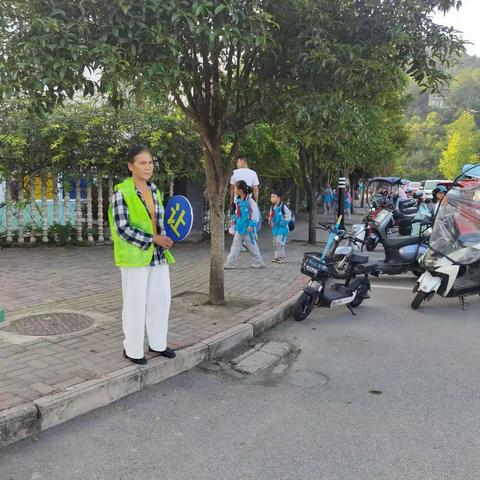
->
xmin=270 ymin=203 xmax=292 ymax=260
xmin=225 ymin=196 xmax=264 ymax=268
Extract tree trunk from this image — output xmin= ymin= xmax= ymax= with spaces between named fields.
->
xmin=203 ymin=147 xmax=227 ymax=305
xmin=299 ymin=144 xmax=316 ymax=245
xmin=295 ymin=184 xmax=300 ymax=213
xmin=307 ymin=192 xmax=316 ymax=244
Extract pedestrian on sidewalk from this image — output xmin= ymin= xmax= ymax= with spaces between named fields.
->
xmin=108 ymin=146 xmax=177 ymax=365
xmin=225 ymin=180 xmax=265 ymax=269
xmin=269 ymin=190 xmax=292 ymax=264
xmin=322 ymin=185 xmax=333 ymax=214
xmin=331 ymin=188 xmax=338 ymax=213
xmin=344 ymin=187 xmax=352 ymax=220
xmin=230 ymin=157 xmax=261 ymax=252
xmin=230 ymin=157 xmax=260 ymax=203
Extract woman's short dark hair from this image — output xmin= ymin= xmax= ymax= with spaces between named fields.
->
xmin=127 ymin=146 xmax=152 ymax=164
xmin=235 ymin=180 xmax=249 ymax=196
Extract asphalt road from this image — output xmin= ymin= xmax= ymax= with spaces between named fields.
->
xmin=1 ymin=276 xmax=480 ymax=480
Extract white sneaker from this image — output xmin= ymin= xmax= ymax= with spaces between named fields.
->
xmin=251 ymin=262 xmax=265 ymax=269
xmin=276 ymin=257 xmax=286 ymax=264
xmin=241 ymin=245 xmax=247 ymax=252
xmin=224 ymin=264 xmax=237 ymax=270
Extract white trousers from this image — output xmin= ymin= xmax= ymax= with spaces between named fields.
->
xmin=120 ymin=264 xmax=171 ymax=359
xmin=273 ymin=235 xmax=286 ymax=259
xmin=226 ymin=232 xmax=263 ymax=266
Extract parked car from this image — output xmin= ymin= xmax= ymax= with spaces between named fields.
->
xmin=406 ymin=181 xmax=423 ymax=194
xmin=423 ymin=179 xmax=450 ymax=201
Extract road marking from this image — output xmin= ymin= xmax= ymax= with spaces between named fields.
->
xmin=371 ymin=284 xmax=413 ymax=291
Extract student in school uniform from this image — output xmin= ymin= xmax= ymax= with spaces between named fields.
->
xmin=269 ymin=190 xmax=292 ymax=264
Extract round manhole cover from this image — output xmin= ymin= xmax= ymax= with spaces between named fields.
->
xmin=3 ymin=312 xmax=95 ymax=336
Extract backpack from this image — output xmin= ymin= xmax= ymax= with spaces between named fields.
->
xmin=281 ymin=204 xmax=296 ymax=231
xmin=236 ymin=196 xmax=262 ymax=233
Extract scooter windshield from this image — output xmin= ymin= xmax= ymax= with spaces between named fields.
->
xmin=429 ymin=180 xmax=480 ymax=265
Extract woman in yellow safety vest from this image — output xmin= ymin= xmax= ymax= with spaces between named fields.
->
xmin=108 ymin=146 xmax=176 ymax=365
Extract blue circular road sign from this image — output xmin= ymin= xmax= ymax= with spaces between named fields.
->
xmin=164 ymin=195 xmax=193 ymax=242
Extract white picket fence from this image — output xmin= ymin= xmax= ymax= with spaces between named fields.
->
xmin=0 ymin=174 xmax=115 ymax=244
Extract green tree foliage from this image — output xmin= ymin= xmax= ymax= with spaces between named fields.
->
xmin=238 ymin=123 xmax=299 ymax=209
xmin=447 ymin=67 xmax=480 ymax=120
xmin=1 ymin=0 xmax=280 ymax=303
xmin=396 ymin=112 xmax=446 ymax=180
xmin=399 ymin=54 xmax=480 ymax=180
xmin=261 ymin=0 xmax=463 ymax=242
xmin=439 ymin=111 xmax=480 ymax=179
xmin=0 ymin=101 xmax=51 ymax=178
xmin=0 ymin=99 xmax=202 ymax=188
xmin=0 ymin=0 xmax=466 ymax=296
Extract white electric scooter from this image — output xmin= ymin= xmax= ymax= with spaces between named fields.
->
xmin=412 ymin=165 xmax=480 ymax=309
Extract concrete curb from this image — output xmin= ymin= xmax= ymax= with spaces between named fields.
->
xmin=0 ymin=290 xmax=301 ymax=448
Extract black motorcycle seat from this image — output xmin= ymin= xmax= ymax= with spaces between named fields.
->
xmin=394 ymin=209 xmax=417 ymax=219
xmin=347 ymin=253 xmax=368 ymax=264
xmin=398 ymin=199 xmax=416 ymax=209
xmin=401 ymin=207 xmax=418 ymax=215
xmin=383 ymin=236 xmax=422 ymax=249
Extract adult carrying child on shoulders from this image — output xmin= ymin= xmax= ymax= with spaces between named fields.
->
xmin=269 ymin=190 xmax=292 ymax=264
xmin=225 ymin=180 xmax=265 ymax=269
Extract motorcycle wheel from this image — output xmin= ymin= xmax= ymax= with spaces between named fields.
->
xmin=293 ymin=292 xmax=316 ymax=321
xmin=332 ymin=257 xmax=349 ymax=280
xmin=411 ymin=291 xmax=427 ymax=310
xmin=349 ymin=278 xmax=370 ymax=308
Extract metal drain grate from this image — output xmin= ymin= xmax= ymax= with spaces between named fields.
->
xmin=3 ymin=312 xmax=95 ymax=336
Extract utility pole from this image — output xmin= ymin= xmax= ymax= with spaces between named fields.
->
xmin=337 ymin=174 xmax=346 ymax=229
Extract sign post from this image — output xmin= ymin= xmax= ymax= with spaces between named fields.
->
xmin=337 ymin=176 xmax=346 ymax=229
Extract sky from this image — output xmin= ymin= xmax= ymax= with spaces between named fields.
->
xmin=433 ymin=0 xmax=480 ymax=57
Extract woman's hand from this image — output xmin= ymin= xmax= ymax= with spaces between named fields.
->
xmin=247 ymin=227 xmax=253 ymax=232
xmin=153 ymin=234 xmax=174 ymax=249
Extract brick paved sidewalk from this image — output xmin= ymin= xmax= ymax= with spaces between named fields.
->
xmin=0 ymin=221 xmax=329 ymax=414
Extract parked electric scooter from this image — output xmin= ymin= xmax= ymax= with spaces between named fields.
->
xmin=294 ymin=216 xmax=378 ymax=321
xmin=331 ymin=208 xmax=430 ymax=277
xmin=412 ymin=165 xmax=480 ymax=309
xmin=364 ymin=177 xmax=418 ymax=250
xmin=318 ymin=223 xmax=366 ymax=279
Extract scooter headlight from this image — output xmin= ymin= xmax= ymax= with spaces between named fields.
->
xmin=421 ymin=250 xmax=438 ymax=268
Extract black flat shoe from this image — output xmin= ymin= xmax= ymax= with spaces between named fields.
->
xmin=123 ymin=350 xmax=148 ymax=365
xmin=148 ymin=346 xmax=176 ymax=358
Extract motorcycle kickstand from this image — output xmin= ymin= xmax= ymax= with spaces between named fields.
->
xmin=347 ymin=304 xmax=357 ymax=316
xmin=459 ymin=296 xmax=469 ymax=310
